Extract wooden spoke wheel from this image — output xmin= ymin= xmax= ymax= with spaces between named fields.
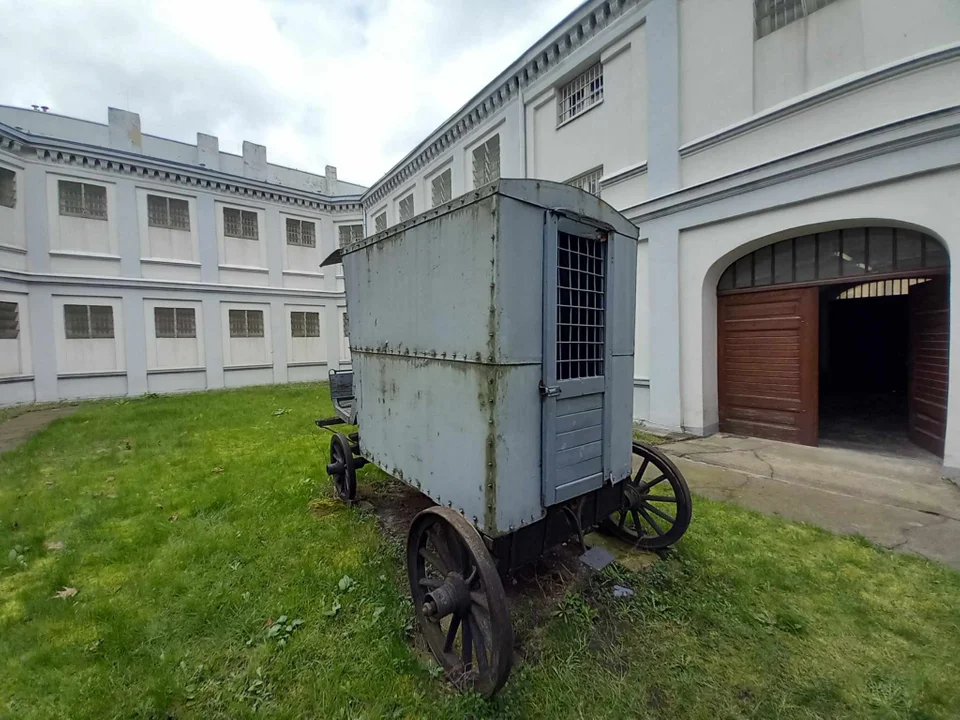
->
xmin=407 ymin=507 xmax=513 ymax=698
xmin=326 ymin=432 xmax=356 ymax=503
xmin=601 ymin=441 xmax=693 ymax=550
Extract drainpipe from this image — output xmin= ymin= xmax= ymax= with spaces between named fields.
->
xmin=518 ymin=85 xmax=527 ymax=178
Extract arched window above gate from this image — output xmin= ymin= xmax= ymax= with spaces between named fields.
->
xmin=718 ymin=227 xmax=948 ymax=293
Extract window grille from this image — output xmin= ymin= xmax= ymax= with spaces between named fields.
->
xmin=838 ymin=278 xmax=929 ymax=300
xmin=228 ymin=309 xmax=264 ymax=338
xmin=58 ymin=180 xmax=107 ymax=220
xmin=291 ymin=311 xmax=321 ymax=338
xmin=64 ymin=304 xmax=114 ymax=339
xmin=566 ymin=167 xmax=604 ymax=197
xmin=0 ymin=301 xmax=18 ymax=339
xmin=557 ymin=63 xmax=604 ymax=126
xmin=338 ymin=224 xmax=363 ymax=248
xmin=472 ymin=134 xmax=501 ymax=188
xmin=557 ymin=232 xmax=606 ymax=381
xmin=0 ymin=168 xmax=15 ymax=209
xmin=718 ymin=227 xmax=949 ymax=292
xmin=374 ymin=212 xmax=387 ymax=233
xmin=286 ymin=218 xmax=316 ymax=247
xmin=223 ymin=208 xmax=259 ymax=240
xmin=147 ymin=195 xmax=190 ymax=230
xmin=154 ymin=307 xmax=196 ymax=338
xmin=398 ymin=194 xmax=415 ymax=222
xmin=431 ymin=169 xmax=452 ymax=207
xmin=755 ymin=0 xmax=836 ymax=39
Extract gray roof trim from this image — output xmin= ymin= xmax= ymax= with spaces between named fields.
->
xmin=0 ymin=122 xmax=365 ymax=212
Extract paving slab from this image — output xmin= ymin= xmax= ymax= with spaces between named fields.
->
xmin=655 ymin=434 xmax=960 ymax=571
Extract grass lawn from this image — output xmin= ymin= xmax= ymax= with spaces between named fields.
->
xmin=2 ymin=384 xmax=959 ymax=720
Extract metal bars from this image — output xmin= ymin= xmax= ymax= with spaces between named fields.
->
xmin=0 ymin=301 xmax=18 ymax=339
xmin=286 ymin=218 xmax=316 ymax=247
xmin=718 ymin=227 xmax=949 ymax=293
xmin=374 ymin=212 xmax=387 ymax=233
xmin=58 ymin=180 xmax=107 ymax=220
xmin=755 ymin=0 xmax=836 ymax=39
xmin=154 ymin=307 xmax=196 ymax=338
xmin=566 ymin=166 xmax=604 ymax=197
xmin=398 ymin=194 xmax=415 ymax=222
xmin=557 ymin=63 xmax=604 ymax=125
xmin=338 ymin=224 xmax=363 ymax=248
xmin=64 ymin=304 xmax=114 ymax=339
xmin=290 ymin=311 xmax=321 ymax=338
xmin=472 ymin=134 xmax=501 ymax=187
xmin=431 ymin=169 xmax=452 ymax=208
xmin=557 ymin=231 xmax=605 ymax=381
xmin=224 ymin=208 xmax=259 ymax=240
xmin=228 ymin=309 xmax=264 ymax=338
xmin=147 ymin=195 xmax=190 ymax=230
xmin=0 ymin=167 xmax=15 ymax=209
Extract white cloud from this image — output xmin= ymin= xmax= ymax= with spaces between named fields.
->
xmin=0 ymin=0 xmax=584 ymax=187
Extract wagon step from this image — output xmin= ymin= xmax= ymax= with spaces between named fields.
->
xmin=315 ymin=416 xmax=345 ymax=428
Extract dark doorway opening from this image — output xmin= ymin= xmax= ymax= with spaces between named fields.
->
xmin=818 ymin=282 xmax=924 ymax=456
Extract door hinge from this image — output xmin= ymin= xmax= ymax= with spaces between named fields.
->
xmin=539 ymin=380 xmax=561 ymax=398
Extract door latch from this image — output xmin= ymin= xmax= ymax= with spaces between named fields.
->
xmin=539 ymin=380 xmax=561 ymax=398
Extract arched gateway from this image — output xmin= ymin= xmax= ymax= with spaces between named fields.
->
xmin=716 ymin=226 xmax=950 ymax=457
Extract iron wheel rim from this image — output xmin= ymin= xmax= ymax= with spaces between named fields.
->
xmin=327 ymin=432 xmax=356 ymax=503
xmin=601 ymin=441 xmax=693 ymax=550
xmin=407 ymin=507 xmax=513 ymax=698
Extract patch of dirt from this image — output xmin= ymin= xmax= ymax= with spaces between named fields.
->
xmin=364 ymin=479 xmax=434 ymax=542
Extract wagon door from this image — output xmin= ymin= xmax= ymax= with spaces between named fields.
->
xmin=541 ymin=215 xmax=610 ymax=505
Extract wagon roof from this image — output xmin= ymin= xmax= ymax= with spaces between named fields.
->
xmin=331 ymin=179 xmax=638 ymax=261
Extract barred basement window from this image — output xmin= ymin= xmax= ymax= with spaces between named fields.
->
xmin=398 ymin=194 xmax=415 ymax=222
xmin=558 ymin=63 xmax=603 ymax=126
xmin=154 ymin=307 xmax=196 ymax=338
xmin=0 ymin=301 xmax=18 ymax=339
xmin=147 ymin=195 xmax=190 ymax=230
xmin=431 ymin=169 xmax=451 ymax=208
xmin=566 ymin=166 xmax=603 ymax=197
xmin=286 ymin=218 xmax=316 ymax=247
xmin=0 ymin=167 xmax=15 ymax=209
xmin=374 ymin=212 xmax=387 ymax=233
xmin=755 ymin=0 xmax=836 ymax=39
xmin=228 ymin=309 xmax=264 ymax=338
xmin=58 ymin=180 xmax=107 ymax=220
xmin=338 ymin=224 xmax=363 ymax=248
xmin=472 ymin=134 xmax=500 ymax=188
xmin=291 ymin=311 xmax=321 ymax=338
xmin=223 ymin=208 xmax=259 ymax=240
xmin=64 ymin=304 xmax=114 ymax=339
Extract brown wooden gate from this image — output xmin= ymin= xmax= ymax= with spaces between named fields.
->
xmin=718 ymin=287 xmax=819 ymax=445
xmin=908 ymin=277 xmax=950 ymax=457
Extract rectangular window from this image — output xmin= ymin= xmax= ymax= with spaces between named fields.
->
xmin=338 ymin=224 xmax=363 ymax=248
xmin=755 ymin=0 xmax=836 ymax=39
xmin=374 ymin=211 xmax=387 ymax=233
xmin=398 ymin=194 xmax=415 ymax=222
xmin=223 ymin=207 xmax=259 ymax=240
xmin=64 ymin=304 xmax=114 ymax=339
xmin=431 ymin=169 xmax=452 ymax=208
xmin=228 ymin=309 xmax=264 ymax=338
xmin=472 ymin=134 xmax=501 ymax=188
xmin=0 ymin=301 xmax=18 ymax=339
xmin=557 ymin=63 xmax=604 ymax=125
xmin=154 ymin=307 xmax=196 ymax=339
xmin=147 ymin=194 xmax=190 ymax=230
xmin=58 ymin=180 xmax=107 ymax=220
xmin=291 ymin=311 xmax=321 ymax=338
xmin=557 ymin=232 xmax=606 ymax=381
xmin=566 ymin=167 xmax=603 ymax=197
xmin=285 ymin=218 xmax=316 ymax=247
xmin=0 ymin=167 xmax=15 ymax=209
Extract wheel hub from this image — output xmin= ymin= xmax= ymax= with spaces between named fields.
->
xmin=623 ymin=482 xmax=644 ymax=510
xmin=422 ymin=572 xmax=471 ymax=620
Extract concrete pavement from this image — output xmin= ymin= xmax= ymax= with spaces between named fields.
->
xmin=656 ymin=433 xmax=960 ymax=570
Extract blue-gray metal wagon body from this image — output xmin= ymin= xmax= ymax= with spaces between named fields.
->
xmin=340 ymin=179 xmax=639 ymax=537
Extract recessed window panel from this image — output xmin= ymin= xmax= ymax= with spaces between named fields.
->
xmin=795 ymin=236 xmax=816 ymax=282
xmin=773 ymin=240 xmax=793 ymax=284
xmin=897 ymin=230 xmax=922 ymax=271
xmin=818 ymin=231 xmax=841 ymax=279
xmin=868 ymin=228 xmax=894 ymax=273
xmin=752 ymin=244 xmax=773 ymax=286
xmin=734 ymin=255 xmax=752 ymax=288
xmin=925 ymin=236 xmax=948 ymax=268
xmin=841 ymin=228 xmax=866 ymax=276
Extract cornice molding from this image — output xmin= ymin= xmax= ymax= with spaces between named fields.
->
xmin=0 ymin=124 xmax=365 ymax=214
xmin=362 ymin=0 xmax=642 ymax=207
xmin=0 ymin=267 xmax=347 ymax=299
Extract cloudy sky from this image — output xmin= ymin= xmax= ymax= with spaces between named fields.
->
xmin=0 ymin=0 xmax=584 ymax=187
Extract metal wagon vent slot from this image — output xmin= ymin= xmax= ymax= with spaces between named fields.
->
xmin=557 ymin=231 xmax=606 ymax=380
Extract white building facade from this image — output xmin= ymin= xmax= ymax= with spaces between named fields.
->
xmin=0 ymin=106 xmax=362 ymax=404
xmin=360 ymin=0 xmax=960 ymax=476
